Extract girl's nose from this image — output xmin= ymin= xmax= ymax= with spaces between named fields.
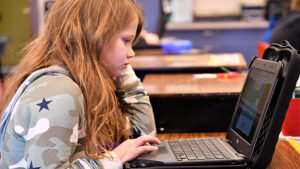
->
xmin=128 ymin=47 xmax=135 ymax=58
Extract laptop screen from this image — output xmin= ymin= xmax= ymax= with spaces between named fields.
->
xmin=231 ymin=67 xmax=277 ymax=144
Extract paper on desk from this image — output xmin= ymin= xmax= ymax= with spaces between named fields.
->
xmin=164 ymin=85 xmax=199 ymax=93
xmin=209 ymin=53 xmax=240 ymax=65
xmin=296 ymin=75 xmax=300 ymax=86
xmin=279 ymin=132 xmax=300 ymax=140
xmin=288 ymin=139 xmax=300 ymax=154
xmin=194 ymin=74 xmax=217 ymax=79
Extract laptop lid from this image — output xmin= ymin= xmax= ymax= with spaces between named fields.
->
xmin=226 ymin=58 xmax=282 ymax=160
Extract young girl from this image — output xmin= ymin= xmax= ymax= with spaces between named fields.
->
xmin=0 ymin=0 xmax=159 ymax=168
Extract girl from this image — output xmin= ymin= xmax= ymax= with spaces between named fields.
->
xmin=0 ymin=0 xmax=159 ymax=168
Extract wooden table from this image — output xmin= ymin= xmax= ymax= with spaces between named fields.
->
xmin=157 ymin=132 xmax=300 ymax=169
xmin=143 ymin=72 xmax=248 ymax=133
xmin=134 ymin=48 xmax=206 ymax=56
xmin=143 ymin=72 xmax=247 ymax=97
xmin=135 ymin=49 xmax=165 ymax=56
xmin=131 ymin=53 xmax=247 ymax=80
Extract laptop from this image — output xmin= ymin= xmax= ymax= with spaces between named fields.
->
xmin=126 ymin=58 xmax=284 ymax=168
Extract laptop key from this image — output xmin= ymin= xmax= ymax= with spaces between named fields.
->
xmin=205 ymin=155 xmax=215 ymax=159
xmin=224 ymin=155 xmax=233 ymax=159
xmin=187 ymin=155 xmax=196 ymax=160
xmin=176 ymin=158 xmax=183 ymax=161
xmin=180 ymin=154 xmax=187 ymax=158
xmin=215 ymin=155 xmax=225 ymax=159
xmin=196 ymin=156 xmax=206 ymax=160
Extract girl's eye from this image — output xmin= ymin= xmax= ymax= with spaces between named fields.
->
xmin=123 ymin=38 xmax=132 ymax=44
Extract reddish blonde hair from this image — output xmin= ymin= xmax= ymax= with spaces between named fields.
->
xmin=291 ymin=0 xmax=300 ymax=10
xmin=0 ymin=0 xmax=143 ymax=158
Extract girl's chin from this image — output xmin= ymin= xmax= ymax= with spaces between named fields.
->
xmin=111 ymin=67 xmax=124 ymax=79
xmin=112 ymin=72 xmax=122 ymax=80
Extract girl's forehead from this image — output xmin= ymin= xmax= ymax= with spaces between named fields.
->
xmin=113 ymin=21 xmax=137 ymax=39
xmin=122 ymin=17 xmax=139 ymax=32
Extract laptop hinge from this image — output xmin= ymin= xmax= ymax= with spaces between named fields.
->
xmin=225 ymin=139 xmax=246 ymax=158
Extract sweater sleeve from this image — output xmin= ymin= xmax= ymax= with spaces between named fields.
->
xmin=0 ymin=75 xmax=121 ymax=169
xmin=115 ymin=65 xmax=157 ymax=137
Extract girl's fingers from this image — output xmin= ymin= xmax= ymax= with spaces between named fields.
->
xmin=134 ymin=135 xmax=160 ymax=147
xmin=135 ymin=145 xmax=159 ymax=156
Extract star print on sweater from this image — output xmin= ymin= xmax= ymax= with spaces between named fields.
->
xmin=36 ymin=98 xmax=52 ymax=112
xmin=29 ymin=161 xmax=40 ymax=169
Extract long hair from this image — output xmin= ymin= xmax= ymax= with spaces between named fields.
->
xmin=0 ymin=0 xmax=143 ymax=158
xmin=291 ymin=0 xmax=300 ymax=10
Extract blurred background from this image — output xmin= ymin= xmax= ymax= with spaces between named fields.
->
xmin=0 ymin=0 xmax=291 ymax=70
xmin=137 ymin=0 xmax=290 ymax=64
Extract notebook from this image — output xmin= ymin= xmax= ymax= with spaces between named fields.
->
xmin=126 ymin=58 xmax=283 ymax=168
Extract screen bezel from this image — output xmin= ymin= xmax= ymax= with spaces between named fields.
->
xmin=226 ymin=58 xmax=282 ymax=160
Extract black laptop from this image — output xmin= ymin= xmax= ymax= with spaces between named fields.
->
xmin=126 ymin=41 xmax=300 ymax=169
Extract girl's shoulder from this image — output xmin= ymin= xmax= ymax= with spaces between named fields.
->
xmin=21 ymin=66 xmax=83 ymax=102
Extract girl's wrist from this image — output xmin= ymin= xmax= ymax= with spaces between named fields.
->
xmin=115 ymin=65 xmax=139 ymax=89
xmin=104 ymin=151 xmax=124 ymax=166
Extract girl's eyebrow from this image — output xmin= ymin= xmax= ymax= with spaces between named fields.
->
xmin=126 ymin=34 xmax=135 ymax=38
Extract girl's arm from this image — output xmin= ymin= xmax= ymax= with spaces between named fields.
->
xmin=115 ymin=65 xmax=157 ymax=137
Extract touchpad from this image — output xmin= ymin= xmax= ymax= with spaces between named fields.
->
xmin=156 ymin=145 xmax=168 ymax=154
xmin=139 ymin=142 xmax=173 ymax=161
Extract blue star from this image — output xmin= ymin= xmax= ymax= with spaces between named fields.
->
xmin=29 ymin=161 xmax=40 ymax=169
xmin=36 ymin=98 xmax=52 ymax=112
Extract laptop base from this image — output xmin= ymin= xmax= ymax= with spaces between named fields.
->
xmin=125 ymin=159 xmax=248 ymax=169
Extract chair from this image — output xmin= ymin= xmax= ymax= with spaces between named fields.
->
xmin=257 ymin=42 xmax=270 ymax=58
xmin=282 ymin=98 xmax=300 ymax=136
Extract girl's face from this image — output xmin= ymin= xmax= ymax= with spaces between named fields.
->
xmin=101 ymin=17 xmax=138 ymax=78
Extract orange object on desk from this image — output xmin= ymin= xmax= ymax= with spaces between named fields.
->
xmin=217 ymin=72 xmax=238 ymax=79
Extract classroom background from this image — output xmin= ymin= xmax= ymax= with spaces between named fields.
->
xmin=0 ymin=0 xmax=288 ymax=68
xmin=0 ymin=0 xmax=300 ymax=168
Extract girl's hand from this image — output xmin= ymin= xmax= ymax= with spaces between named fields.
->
xmin=114 ymin=65 xmax=139 ymax=89
xmin=112 ymin=135 xmax=161 ymax=165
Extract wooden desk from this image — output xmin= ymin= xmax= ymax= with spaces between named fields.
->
xmin=135 ymin=49 xmax=165 ymax=56
xmin=131 ymin=53 xmax=247 ymax=70
xmin=143 ymin=72 xmax=247 ymax=97
xmin=134 ymin=49 xmax=206 ymax=56
xmin=157 ymin=133 xmax=300 ymax=169
xmin=143 ymin=73 xmax=247 ymax=133
xmin=131 ymin=53 xmax=247 ymax=80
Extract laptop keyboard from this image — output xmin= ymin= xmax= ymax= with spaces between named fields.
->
xmin=168 ymin=139 xmax=234 ymax=161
